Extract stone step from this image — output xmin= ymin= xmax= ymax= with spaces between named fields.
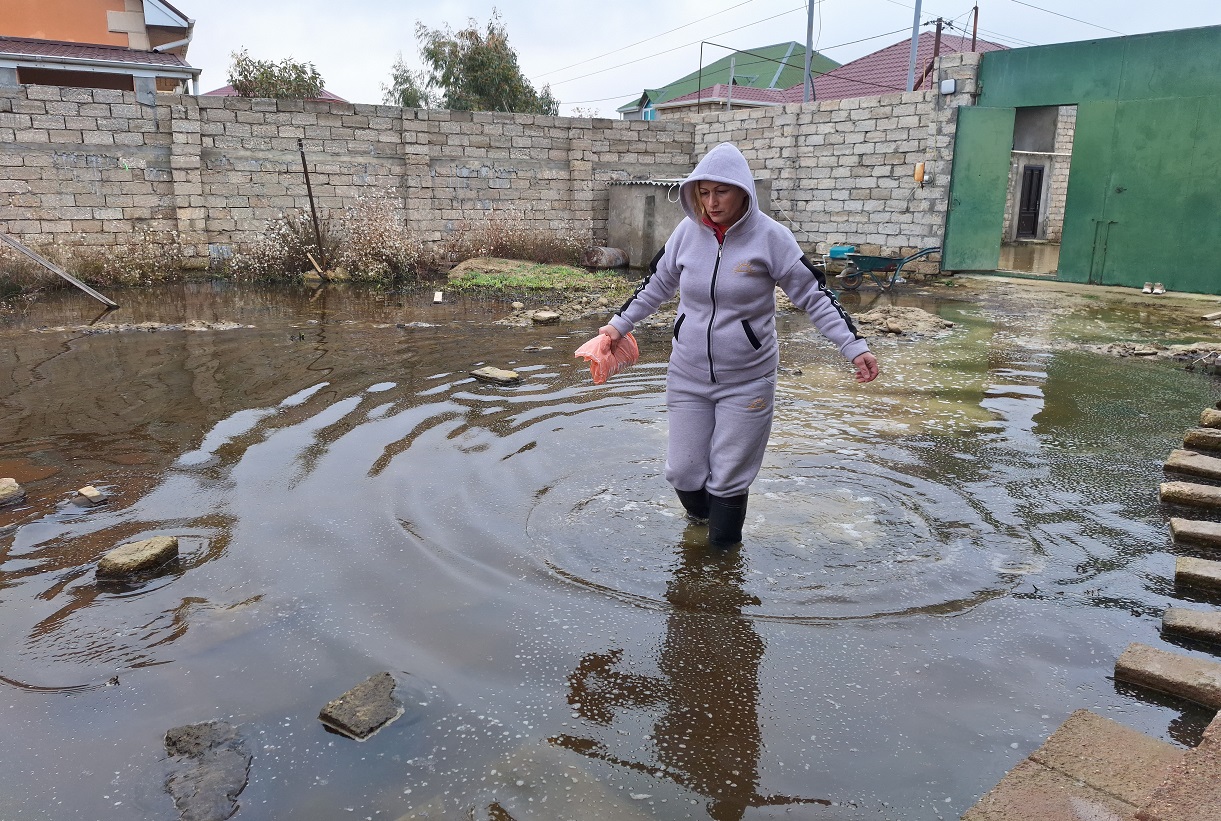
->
xmin=1202 ymin=408 xmax=1221 ymax=429
xmin=1185 ymin=428 xmax=1221 ymax=452
xmin=1166 ymin=449 xmax=1221 ymax=482
xmin=1163 ymin=607 xmax=1221 ymax=644
xmin=1171 ymin=518 xmax=1221 ymax=550
xmin=1136 ymin=711 xmax=1221 ymax=821
xmin=1161 ymin=481 xmax=1221 ymax=510
xmin=1114 ymin=642 xmax=1221 ymax=710
xmin=961 ymin=709 xmax=1184 ymax=821
xmin=1176 ymin=556 xmax=1221 ymax=595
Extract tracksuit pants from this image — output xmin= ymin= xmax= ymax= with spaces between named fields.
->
xmin=664 ymin=370 xmax=776 ymax=498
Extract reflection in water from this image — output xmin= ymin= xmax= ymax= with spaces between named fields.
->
xmin=556 ymin=535 xmax=832 ymax=818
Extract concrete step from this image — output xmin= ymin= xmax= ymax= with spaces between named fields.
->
xmin=1177 ymin=557 xmax=1221 ymax=595
xmin=1171 ymin=518 xmax=1221 ymax=550
xmin=1115 ymin=643 xmax=1221 ymax=710
xmin=1163 ymin=607 xmax=1221 ymax=644
xmin=1166 ymin=450 xmax=1221 ymax=482
xmin=1201 ymin=408 xmax=1221 ymax=429
xmin=1161 ymin=481 xmax=1221 ymax=511
xmin=1185 ymin=428 xmax=1221 ymax=452
xmin=961 ymin=709 xmax=1184 ymax=821
xmin=1136 ymin=712 xmax=1221 ymax=821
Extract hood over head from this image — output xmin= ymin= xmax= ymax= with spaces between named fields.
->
xmin=679 ymin=142 xmax=758 ymax=227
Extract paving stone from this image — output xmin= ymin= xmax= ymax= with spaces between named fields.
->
xmin=1170 ymin=518 xmax=1221 ymax=550
xmin=1115 ymin=643 xmax=1221 ymax=710
xmin=1177 ymin=556 xmax=1221 ymax=594
xmin=1137 ymin=712 xmax=1221 ymax=821
xmin=1185 ymin=428 xmax=1221 ymax=452
xmin=1163 ymin=607 xmax=1221 ymax=643
xmin=470 ymin=366 xmax=520 ymax=385
xmin=1029 ymin=709 xmax=1185 ymax=806
xmin=1160 ymin=481 xmax=1221 ymax=510
xmin=96 ymin=535 xmax=178 ymax=577
xmin=961 ymin=758 xmax=1140 ymax=821
xmin=1165 ymin=450 xmax=1221 ymax=482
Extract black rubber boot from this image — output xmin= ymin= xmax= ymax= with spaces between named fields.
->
xmin=707 ymin=492 xmax=749 ymax=548
xmin=675 ymin=487 xmax=709 ymax=523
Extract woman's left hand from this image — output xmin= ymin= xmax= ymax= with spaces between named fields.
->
xmin=852 ymin=352 xmax=879 ymax=383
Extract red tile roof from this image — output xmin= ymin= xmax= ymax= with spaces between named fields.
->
xmin=658 ymin=83 xmax=787 ymax=107
xmin=0 ymin=35 xmax=190 ymax=67
xmin=791 ymin=31 xmax=1007 ymax=102
xmin=204 ymin=84 xmax=349 ymax=102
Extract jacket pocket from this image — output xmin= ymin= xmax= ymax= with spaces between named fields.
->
xmin=673 ymin=313 xmax=686 ymax=340
xmin=741 ymin=319 xmax=762 ymax=350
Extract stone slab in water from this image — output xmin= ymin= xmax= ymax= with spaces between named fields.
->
xmin=1115 ymin=642 xmax=1221 ymax=710
xmin=531 ymin=310 xmax=560 ymax=324
xmin=164 ymin=721 xmax=251 ymax=821
xmin=1160 ymin=481 xmax=1221 ymax=510
xmin=97 ymin=535 xmax=178 ymax=577
xmin=76 ymin=485 xmax=107 ymax=505
xmin=0 ymin=477 xmax=25 ymax=506
xmin=1171 ymin=517 xmax=1221 ymax=549
xmin=1176 ymin=556 xmax=1221 ymax=593
xmin=470 ymin=366 xmax=520 ymax=385
xmin=1138 ymin=711 xmax=1221 ymax=821
xmin=1163 ymin=607 xmax=1221 ymax=643
xmin=318 ymin=671 xmax=403 ymax=740
xmin=1185 ymin=427 xmax=1221 ymax=452
xmin=1165 ymin=449 xmax=1221 ymax=481
xmin=1202 ymin=408 xmax=1221 ymax=429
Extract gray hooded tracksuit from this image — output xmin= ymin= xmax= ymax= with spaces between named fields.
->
xmin=608 ymin=142 xmax=870 ymax=503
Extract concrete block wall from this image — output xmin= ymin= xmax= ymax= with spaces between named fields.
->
xmin=1044 ymin=105 xmax=1076 ymax=243
xmin=0 ymin=53 xmax=982 ymax=271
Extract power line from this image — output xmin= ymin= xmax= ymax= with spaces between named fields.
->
xmin=1009 ymin=0 xmax=1126 ymax=36
xmin=532 ymin=0 xmax=760 ymax=81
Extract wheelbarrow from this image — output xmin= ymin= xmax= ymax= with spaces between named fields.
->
xmin=836 ymin=246 xmax=941 ymax=291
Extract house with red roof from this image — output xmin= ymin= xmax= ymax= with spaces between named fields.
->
xmin=203 ymin=85 xmax=349 ymax=103
xmin=0 ymin=0 xmax=199 ymax=104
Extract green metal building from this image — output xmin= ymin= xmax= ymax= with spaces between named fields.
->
xmin=944 ymin=25 xmax=1221 ymax=294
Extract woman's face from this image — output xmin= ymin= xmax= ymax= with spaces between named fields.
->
xmin=697 ymin=182 xmax=748 ymax=227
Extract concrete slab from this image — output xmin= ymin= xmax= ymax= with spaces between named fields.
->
xmin=1166 ymin=450 xmax=1221 ymax=482
xmin=961 ymin=758 xmax=1141 ymax=821
xmin=1185 ymin=428 xmax=1221 ymax=452
xmin=1115 ymin=643 xmax=1221 ymax=710
xmin=1137 ymin=712 xmax=1221 ymax=821
xmin=1201 ymin=408 xmax=1221 ymax=429
xmin=1178 ymin=557 xmax=1221 ymax=594
xmin=1161 ymin=481 xmax=1221 ymax=510
xmin=1171 ymin=518 xmax=1221 ymax=550
xmin=1029 ymin=709 xmax=1185 ymax=807
xmin=1163 ymin=607 xmax=1221 ymax=644
xmin=470 ymin=366 xmax=520 ymax=385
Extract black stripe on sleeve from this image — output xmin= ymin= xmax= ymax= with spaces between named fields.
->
xmin=616 ymin=245 xmax=666 ymax=317
xmin=800 ymin=255 xmax=863 ymax=340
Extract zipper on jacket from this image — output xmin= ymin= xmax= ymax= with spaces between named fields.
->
xmin=707 ymin=241 xmax=723 ymax=383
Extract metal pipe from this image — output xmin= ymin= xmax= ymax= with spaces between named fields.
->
xmin=905 ymin=0 xmax=923 ymax=92
xmin=726 ymin=56 xmax=735 ymax=111
xmin=803 ymin=0 xmax=815 ymax=103
xmin=971 ymin=4 xmax=979 ymax=51
xmin=297 ymin=138 xmax=325 ymax=270
xmin=0 ymin=232 xmax=118 ymax=308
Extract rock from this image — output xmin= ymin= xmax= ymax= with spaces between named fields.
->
xmin=581 ymin=247 xmax=629 ymax=268
xmin=1165 ymin=449 xmax=1221 ymax=481
xmin=1160 ymin=481 xmax=1221 ymax=510
xmin=1186 ymin=427 xmax=1221 ymax=452
xmin=1176 ymin=556 xmax=1221 ymax=594
xmin=1203 ymin=408 xmax=1221 ymax=429
xmin=531 ymin=310 xmax=560 ymax=324
xmin=1163 ymin=607 xmax=1221 ymax=643
xmin=886 ymin=320 xmax=904 ymax=334
xmin=76 ymin=485 xmax=107 ymax=506
xmin=854 ymin=306 xmax=954 ymax=337
xmin=97 ymin=535 xmax=178 ymax=578
xmin=319 ymin=672 xmax=404 ymax=740
xmin=1115 ymin=642 xmax=1221 ymax=710
xmin=0 ymin=477 xmax=26 ymax=507
xmin=164 ymin=721 xmax=251 ymax=821
xmin=470 ymin=366 xmax=521 ymax=386
xmin=1171 ymin=517 xmax=1221 ymax=549
xmin=510 ymin=301 xmax=525 ymax=310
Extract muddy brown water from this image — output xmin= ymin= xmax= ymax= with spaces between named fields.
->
xmin=1 ymin=279 xmax=1220 ymax=820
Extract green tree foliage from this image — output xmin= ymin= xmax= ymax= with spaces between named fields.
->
xmin=407 ymin=10 xmax=559 ymax=114
xmin=227 ymin=48 xmax=324 ymax=99
xmin=383 ymin=55 xmax=432 ymax=109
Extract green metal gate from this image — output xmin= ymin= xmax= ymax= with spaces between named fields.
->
xmin=943 ymin=107 xmax=1015 ymax=271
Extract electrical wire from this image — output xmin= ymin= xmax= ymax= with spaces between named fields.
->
xmin=1008 ymin=0 xmax=1126 ymax=36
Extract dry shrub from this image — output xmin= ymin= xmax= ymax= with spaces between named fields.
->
xmin=442 ymin=207 xmax=586 ymax=266
xmin=0 ymin=241 xmax=54 ymax=300
xmin=233 ymin=188 xmax=427 ymax=285
xmin=71 ymin=230 xmax=184 ymax=286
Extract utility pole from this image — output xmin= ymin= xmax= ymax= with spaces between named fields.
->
xmin=933 ymin=16 xmax=944 ymax=65
xmin=905 ymin=0 xmax=923 ymax=92
xmin=727 ymin=55 xmax=735 ymax=111
xmin=803 ymin=0 xmax=816 ymax=103
xmin=971 ymin=4 xmax=979 ymax=51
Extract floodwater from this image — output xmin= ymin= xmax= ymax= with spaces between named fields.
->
xmin=1 ymin=278 xmax=1220 ymax=820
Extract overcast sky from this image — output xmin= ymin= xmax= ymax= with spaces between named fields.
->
xmin=184 ymin=0 xmax=1221 ymax=115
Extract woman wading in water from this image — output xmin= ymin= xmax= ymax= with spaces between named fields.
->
xmin=599 ymin=142 xmax=879 ymax=548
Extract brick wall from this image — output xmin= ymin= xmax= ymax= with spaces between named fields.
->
xmin=0 ymin=53 xmax=981 ymax=271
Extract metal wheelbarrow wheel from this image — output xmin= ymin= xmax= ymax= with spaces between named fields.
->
xmin=838 ymin=264 xmax=863 ymax=290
